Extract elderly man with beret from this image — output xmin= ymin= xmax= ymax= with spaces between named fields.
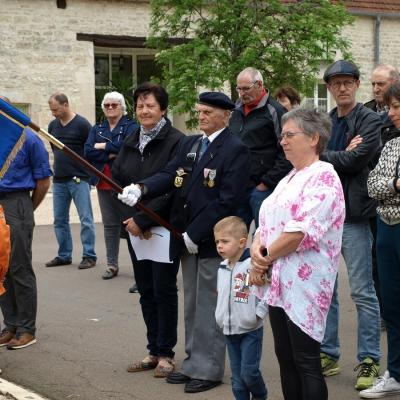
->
xmin=118 ymin=92 xmax=250 ymax=393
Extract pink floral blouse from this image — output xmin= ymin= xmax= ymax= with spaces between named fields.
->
xmin=258 ymin=161 xmax=345 ymax=342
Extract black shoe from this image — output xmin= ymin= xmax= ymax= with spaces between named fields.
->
xmin=184 ymin=379 xmax=221 ymax=393
xmin=184 ymin=379 xmax=222 ymax=393
xmin=102 ymin=266 xmax=119 ymax=280
xmin=78 ymin=257 xmax=96 ymax=270
xmin=129 ymin=283 xmax=138 ymax=293
xmin=45 ymin=257 xmax=72 ymax=267
xmin=166 ymin=372 xmax=191 ymax=384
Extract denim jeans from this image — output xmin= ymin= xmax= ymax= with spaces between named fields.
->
xmin=225 ymin=327 xmax=267 ymax=400
xmin=376 ymin=218 xmax=400 ymax=382
xmin=321 ymin=221 xmax=381 ymax=362
xmin=97 ymin=189 xmax=122 ymax=267
xmin=53 ymin=180 xmax=96 ymax=261
xmin=236 ymin=187 xmax=273 ymax=229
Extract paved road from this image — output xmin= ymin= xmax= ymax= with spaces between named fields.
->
xmin=0 ymin=223 xmax=394 ymax=400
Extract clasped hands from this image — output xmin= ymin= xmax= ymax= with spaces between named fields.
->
xmin=249 ymin=245 xmax=274 ymax=286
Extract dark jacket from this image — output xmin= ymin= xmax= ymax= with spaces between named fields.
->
xmin=142 ymin=128 xmax=250 ymax=259
xmin=364 ymin=99 xmax=391 ymax=124
xmin=381 ymin=122 xmax=400 ymax=147
xmin=84 ymin=116 xmax=137 ymax=186
xmin=321 ymin=103 xmax=382 ymax=222
xmin=229 ymin=93 xmax=291 ymax=188
xmin=111 ymin=118 xmax=184 ymax=231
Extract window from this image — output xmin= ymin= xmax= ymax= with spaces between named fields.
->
xmin=304 ymin=83 xmax=330 ymax=112
xmin=94 ymin=48 xmax=162 ymax=121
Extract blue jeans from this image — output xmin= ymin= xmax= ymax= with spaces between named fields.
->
xmin=53 ymin=180 xmax=96 ymax=261
xmin=321 ymin=221 xmax=381 ymax=362
xmin=236 ymin=187 xmax=273 ymax=229
xmin=225 ymin=327 xmax=267 ymax=400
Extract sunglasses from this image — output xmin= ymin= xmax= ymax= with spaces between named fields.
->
xmin=104 ymin=103 xmax=120 ymax=109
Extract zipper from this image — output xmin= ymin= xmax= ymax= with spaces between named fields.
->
xmin=228 ymin=267 xmax=233 ymax=335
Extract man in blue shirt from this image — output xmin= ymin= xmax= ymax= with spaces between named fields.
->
xmin=0 ymin=96 xmax=52 ymax=349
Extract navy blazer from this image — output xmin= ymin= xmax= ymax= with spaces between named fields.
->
xmin=141 ymin=128 xmax=250 ymax=259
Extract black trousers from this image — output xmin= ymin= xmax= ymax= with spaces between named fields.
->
xmin=127 ymin=240 xmax=179 ymax=358
xmin=269 ymin=306 xmax=327 ymax=400
xmin=0 ymin=192 xmax=37 ymax=335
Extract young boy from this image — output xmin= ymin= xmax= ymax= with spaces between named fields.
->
xmin=214 ymin=216 xmax=268 ymax=400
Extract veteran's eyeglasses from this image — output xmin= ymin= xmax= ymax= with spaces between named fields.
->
xmin=329 ymin=80 xmax=356 ymax=90
xmin=104 ymin=103 xmax=120 ymax=109
xmin=236 ymin=81 xmax=258 ymax=92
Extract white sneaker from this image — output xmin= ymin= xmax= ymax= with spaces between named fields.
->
xmin=359 ymin=371 xmax=400 ymax=398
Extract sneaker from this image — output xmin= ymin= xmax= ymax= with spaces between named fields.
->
xmin=129 ymin=283 xmax=139 ymax=293
xmin=355 ymin=357 xmax=380 ymax=390
xmin=321 ymin=352 xmax=340 ymax=376
xmin=78 ymin=257 xmax=96 ymax=270
xmin=359 ymin=371 xmax=400 ymax=398
xmin=0 ymin=330 xmax=15 ymax=347
xmin=45 ymin=257 xmax=72 ymax=267
xmin=7 ymin=333 xmax=36 ymax=350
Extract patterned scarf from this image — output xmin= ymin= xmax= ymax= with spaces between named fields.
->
xmin=138 ymin=117 xmax=166 ymax=154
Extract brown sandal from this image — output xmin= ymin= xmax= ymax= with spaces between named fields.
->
xmin=154 ymin=357 xmax=175 ymax=378
xmin=127 ymin=355 xmax=158 ymax=373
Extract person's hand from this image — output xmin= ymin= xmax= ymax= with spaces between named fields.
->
xmin=94 ymin=142 xmax=106 ymax=150
xmin=123 ymin=218 xmax=142 ymax=237
xmin=346 ymin=134 xmax=362 ymax=151
xmin=248 ymin=268 xmax=265 ymax=286
xmin=118 ymin=184 xmax=142 ymax=207
xmin=142 ymin=230 xmax=152 ymax=240
xmin=183 ymin=232 xmax=198 ymax=254
xmin=250 ymin=234 xmax=272 ymax=274
xmin=256 ymin=182 xmax=269 ymax=191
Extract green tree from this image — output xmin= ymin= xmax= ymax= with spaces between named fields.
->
xmin=148 ymin=0 xmax=354 ymax=127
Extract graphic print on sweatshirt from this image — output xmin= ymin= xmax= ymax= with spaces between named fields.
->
xmin=233 ymin=272 xmax=250 ymax=304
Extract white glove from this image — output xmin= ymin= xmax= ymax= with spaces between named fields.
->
xmin=118 ymin=184 xmax=142 ymax=207
xmin=183 ymin=232 xmax=198 ymax=254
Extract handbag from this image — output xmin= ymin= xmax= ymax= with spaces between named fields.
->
xmin=0 ymin=205 xmax=10 ymax=295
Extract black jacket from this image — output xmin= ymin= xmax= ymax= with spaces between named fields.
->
xmin=229 ymin=93 xmax=291 ymax=188
xmin=111 ymin=119 xmax=184 ymax=231
xmin=321 ymin=103 xmax=382 ymax=222
xmin=142 ymin=128 xmax=250 ymax=259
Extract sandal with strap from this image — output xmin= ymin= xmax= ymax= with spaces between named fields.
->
xmin=154 ymin=357 xmax=176 ymax=378
xmin=127 ymin=355 xmax=158 ymax=373
xmin=102 ymin=265 xmax=119 ymax=280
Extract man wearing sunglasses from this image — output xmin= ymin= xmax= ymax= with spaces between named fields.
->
xmin=46 ymin=92 xmax=97 ymax=270
xmin=229 ymin=67 xmax=291 ymax=229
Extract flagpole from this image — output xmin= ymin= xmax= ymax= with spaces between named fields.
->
xmin=26 ymin=120 xmax=183 ymax=240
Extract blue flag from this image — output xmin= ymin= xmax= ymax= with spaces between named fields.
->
xmin=0 ymin=98 xmax=31 ymax=179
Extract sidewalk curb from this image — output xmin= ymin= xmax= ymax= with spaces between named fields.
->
xmin=0 ymin=378 xmax=49 ymax=400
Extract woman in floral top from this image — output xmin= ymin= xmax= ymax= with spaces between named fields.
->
xmin=250 ymin=108 xmax=345 ymax=400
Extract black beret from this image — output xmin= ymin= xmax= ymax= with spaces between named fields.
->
xmin=198 ymin=91 xmax=235 ymax=110
xmin=323 ymin=60 xmax=360 ymax=83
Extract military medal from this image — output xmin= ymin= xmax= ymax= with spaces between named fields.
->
xmin=208 ymin=169 xmax=216 ymax=188
xmin=203 ymin=168 xmax=210 ymax=187
xmin=174 ymin=168 xmax=186 ymax=188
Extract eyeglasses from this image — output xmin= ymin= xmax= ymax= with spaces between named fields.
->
xmin=236 ymin=81 xmax=257 ymax=92
xmin=329 ymin=80 xmax=356 ymax=90
xmin=104 ymin=103 xmax=120 ymax=109
xmin=280 ymin=131 xmax=304 ymax=140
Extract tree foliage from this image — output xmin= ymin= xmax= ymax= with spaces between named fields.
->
xmin=148 ymin=0 xmax=354 ymax=127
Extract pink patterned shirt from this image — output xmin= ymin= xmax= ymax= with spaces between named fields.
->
xmin=258 ymin=161 xmax=345 ymax=342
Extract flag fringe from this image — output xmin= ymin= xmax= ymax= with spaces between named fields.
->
xmin=0 ymin=129 xmax=26 ymax=179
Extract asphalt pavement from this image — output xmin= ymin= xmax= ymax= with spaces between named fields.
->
xmin=0 ymin=208 xmax=396 ymax=400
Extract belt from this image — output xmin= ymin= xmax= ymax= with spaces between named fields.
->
xmin=0 ymin=190 xmax=30 ymax=199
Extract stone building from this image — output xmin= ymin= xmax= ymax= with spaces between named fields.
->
xmin=1 ymin=0 xmax=400 ymax=129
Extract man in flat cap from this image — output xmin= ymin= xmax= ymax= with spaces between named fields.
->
xmin=118 ymin=92 xmax=250 ymax=393
xmin=320 ymin=60 xmax=382 ymax=391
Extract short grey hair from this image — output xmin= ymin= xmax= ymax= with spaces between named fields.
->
xmin=281 ymin=108 xmax=332 ymax=155
xmin=101 ymin=91 xmax=127 ymax=115
xmin=373 ymin=64 xmax=400 ymax=82
xmin=238 ymin=67 xmax=263 ymax=85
